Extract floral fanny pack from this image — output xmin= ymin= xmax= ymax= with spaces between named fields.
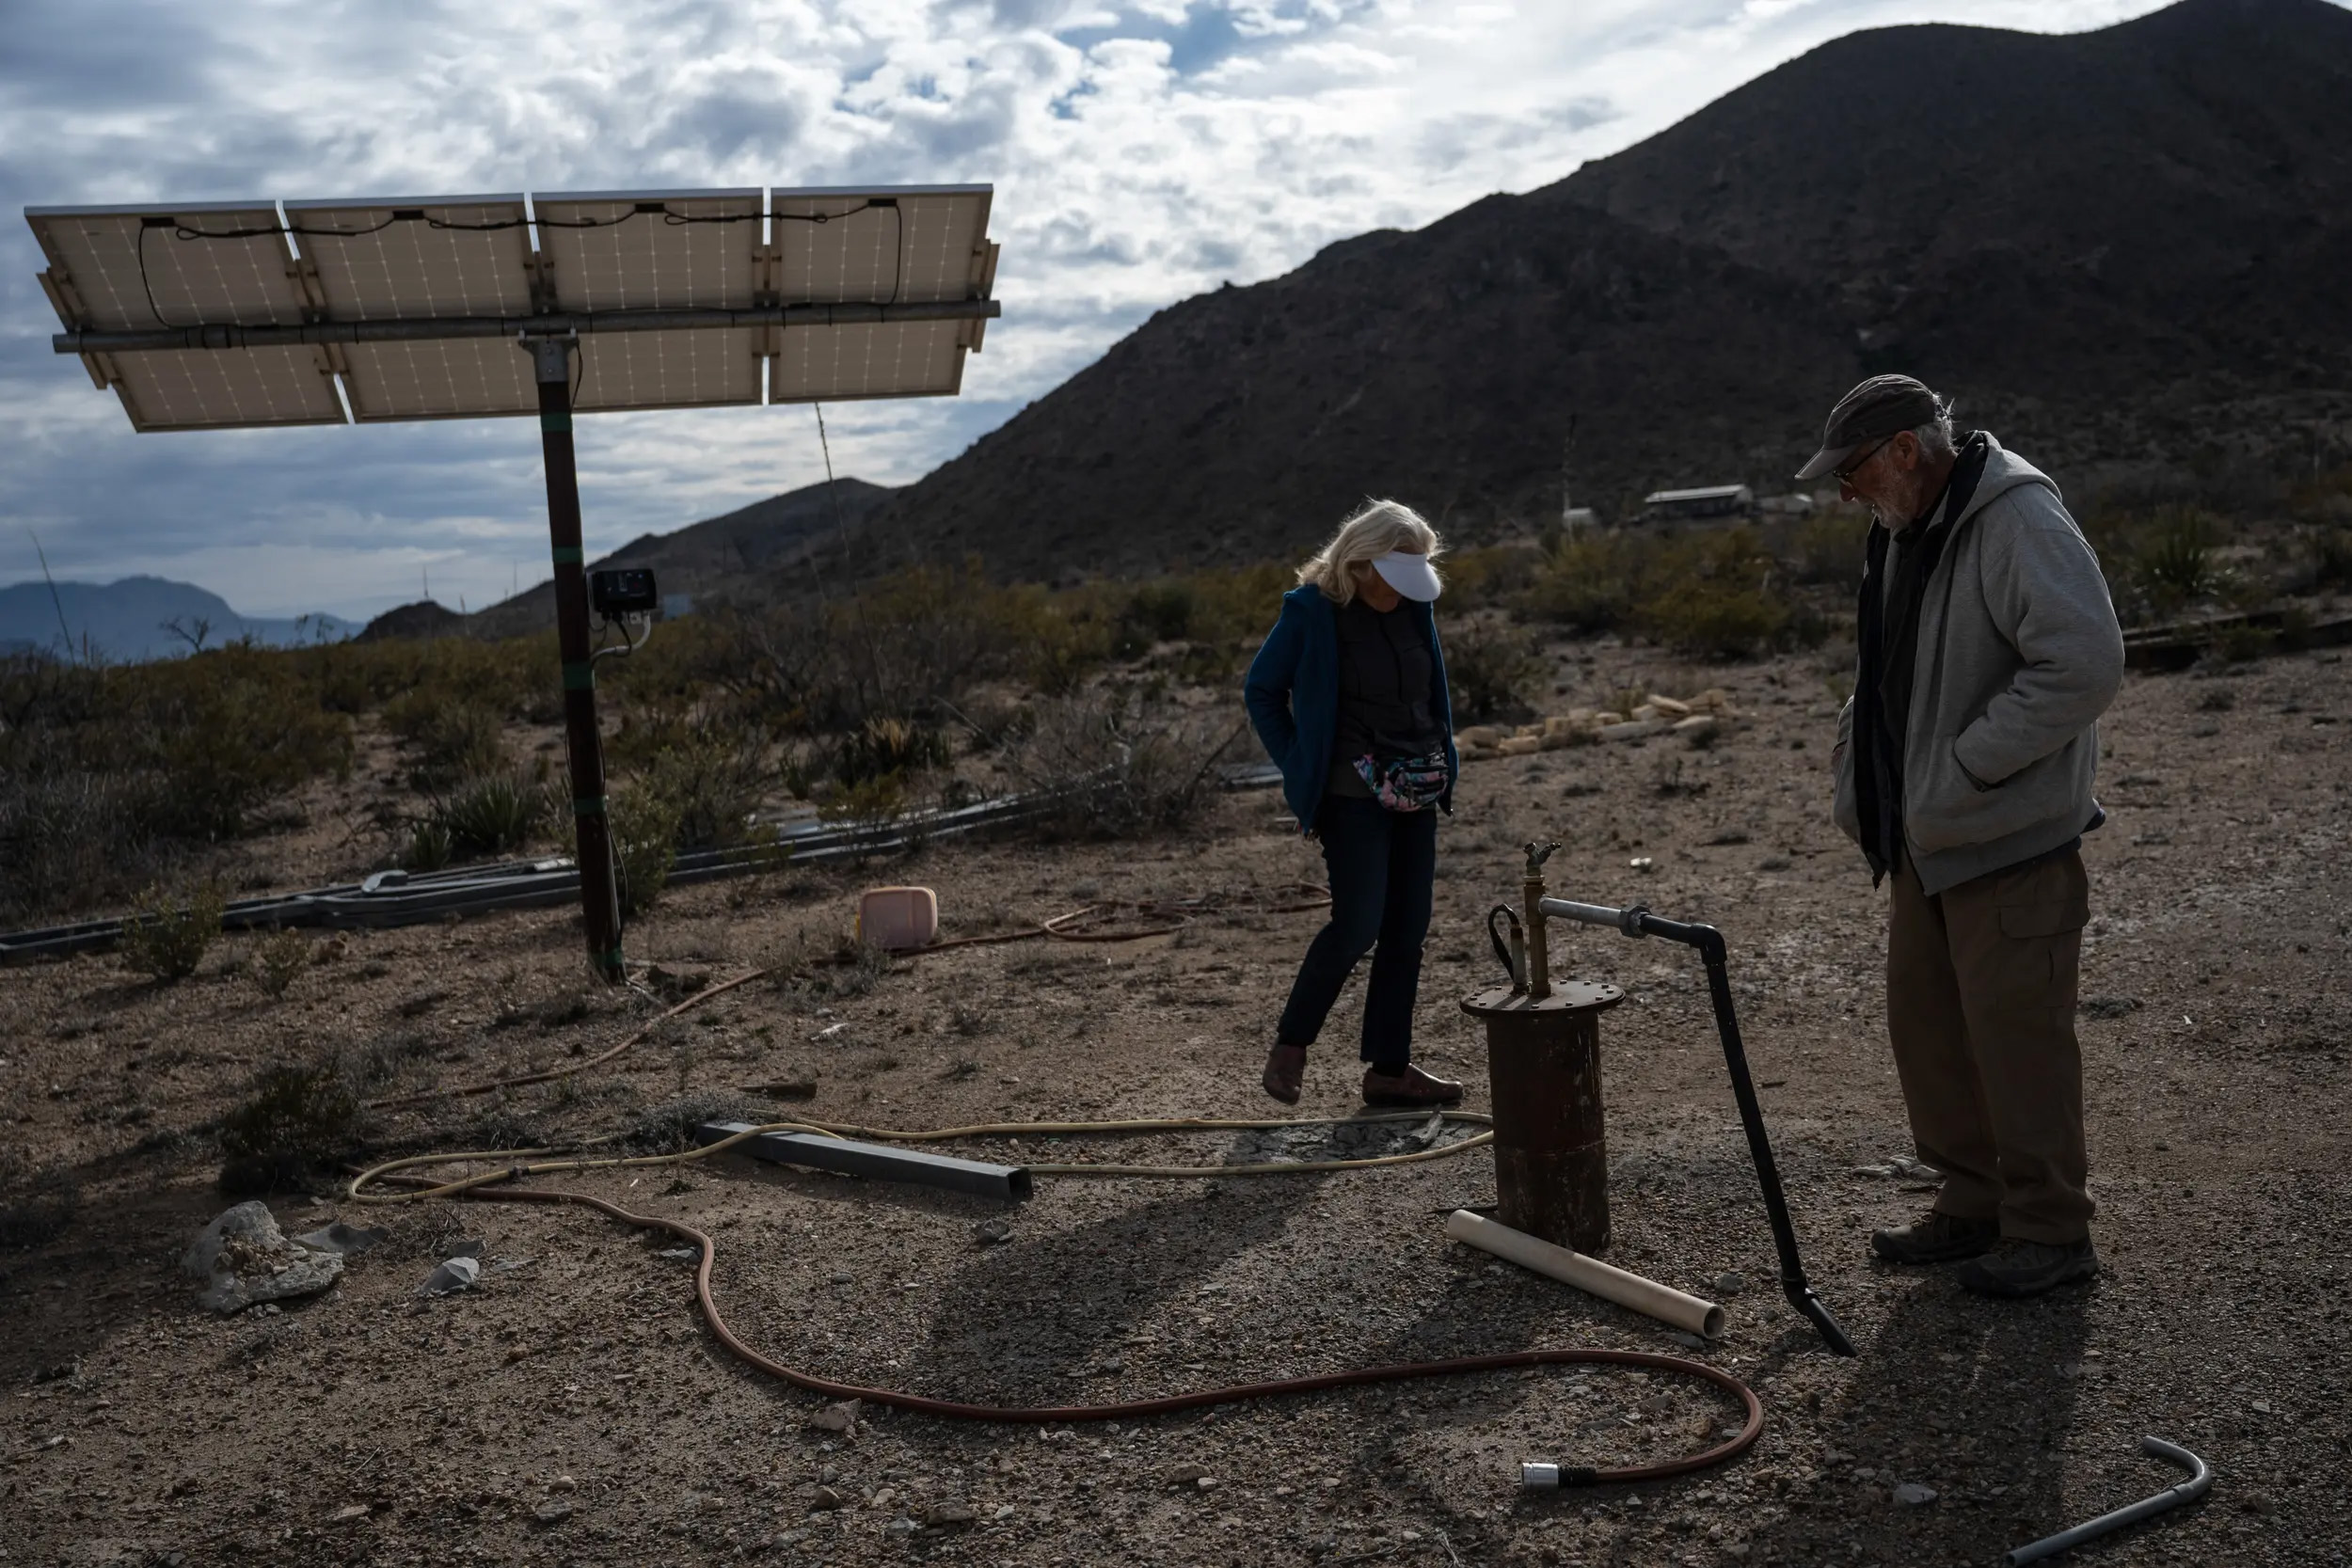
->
xmin=1352 ymin=747 xmax=1450 ymax=812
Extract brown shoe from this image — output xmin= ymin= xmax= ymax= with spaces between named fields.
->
xmin=1360 ymin=1063 xmax=1463 ymax=1108
xmin=1263 ymin=1044 xmax=1306 ymax=1105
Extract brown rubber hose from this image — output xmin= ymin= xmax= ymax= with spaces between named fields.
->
xmin=450 ymin=1180 xmax=1765 ymax=1484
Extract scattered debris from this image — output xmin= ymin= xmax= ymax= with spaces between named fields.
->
xmin=419 ymin=1256 xmax=482 ymax=1296
xmin=807 ymin=1399 xmax=861 ymax=1435
xmin=655 ymin=1246 xmax=699 ymax=1262
xmin=812 ymin=1022 xmax=849 ymax=1042
xmin=1456 ymin=690 xmax=1741 ymax=760
xmin=182 ymin=1201 xmax=345 ymax=1314
xmin=291 ymin=1221 xmax=385 ymax=1256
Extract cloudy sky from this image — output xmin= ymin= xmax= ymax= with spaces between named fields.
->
xmin=1 ymin=0 xmax=2175 ymax=621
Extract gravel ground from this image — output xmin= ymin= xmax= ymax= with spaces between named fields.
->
xmin=3 ymin=643 xmax=2347 ymax=1567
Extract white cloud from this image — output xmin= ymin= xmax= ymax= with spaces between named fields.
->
xmin=0 ymin=0 xmax=2198 ymax=617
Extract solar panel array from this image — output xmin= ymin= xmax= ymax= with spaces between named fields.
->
xmin=26 ymin=185 xmax=997 ymax=431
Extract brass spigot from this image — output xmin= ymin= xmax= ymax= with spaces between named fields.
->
xmin=1522 ymin=841 xmax=1561 ymax=1000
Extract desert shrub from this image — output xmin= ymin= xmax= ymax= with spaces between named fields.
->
xmin=1442 ymin=618 xmax=1545 ymax=723
xmin=388 ymin=699 xmax=508 ymax=790
xmin=1773 ymin=510 xmax=1867 ymax=588
xmin=119 ymin=879 xmax=225 ymax=981
xmin=427 ymin=768 xmax=548 ymax=857
xmin=1115 ymin=582 xmax=1199 ymax=653
xmin=1003 ymin=689 xmax=1243 ymax=838
xmin=403 ymin=819 xmax=454 ymax=872
xmin=617 ymin=726 xmax=771 ymax=853
xmin=249 ymin=927 xmax=311 ymax=998
xmin=2131 ymin=507 xmax=2223 ymax=614
xmin=216 ymin=1061 xmax=359 ymax=1174
xmin=2307 ymin=526 xmax=2352 ymax=591
xmin=611 ymin=774 xmax=686 ymax=921
xmin=0 ymin=751 xmax=170 ymax=922
xmin=1637 ymin=531 xmax=1794 ymax=660
xmin=834 ymin=716 xmax=951 ymax=785
xmin=1521 ymin=531 xmax=1657 ymax=635
xmin=818 ymin=772 xmax=909 ymax=827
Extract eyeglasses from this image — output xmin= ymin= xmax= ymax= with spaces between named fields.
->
xmin=1832 ymin=436 xmax=1895 ymax=484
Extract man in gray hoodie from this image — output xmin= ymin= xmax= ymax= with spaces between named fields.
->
xmin=1806 ymin=374 xmax=2123 ymax=1299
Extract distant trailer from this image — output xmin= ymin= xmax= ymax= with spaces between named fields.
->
xmin=1639 ymin=484 xmax=1755 ymax=522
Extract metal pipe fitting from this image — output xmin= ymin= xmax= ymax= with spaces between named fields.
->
xmin=2005 ymin=1437 xmax=2212 ymax=1564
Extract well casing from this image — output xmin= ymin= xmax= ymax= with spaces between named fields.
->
xmin=1460 ymin=981 xmax=1623 ymax=1253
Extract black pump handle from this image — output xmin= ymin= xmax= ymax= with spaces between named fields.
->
xmin=1536 ymin=895 xmax=1857 ymax=1356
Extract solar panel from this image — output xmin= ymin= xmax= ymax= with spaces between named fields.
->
xmin=771 ymin=319 xmax=969 ymax=403
xmin=105 ymin=345 xmax=346 ymax=432
xmin=534 ymin=188 xmax=762 ymax=311
xmin=28 ymin=184 xmax=997 ymax=427
xmin=26 ymin=202 xmax=310 ymax=333
xmin=533 ymin=189 xmax=764 ymax=412
xmin=771 ymin=185 xmax=993 ymax=307
xmin=275 ymin=196 xmax=536 ymax=420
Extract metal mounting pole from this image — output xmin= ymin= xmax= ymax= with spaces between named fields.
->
xmin=526 ymin=334 xmax=624 ymax=983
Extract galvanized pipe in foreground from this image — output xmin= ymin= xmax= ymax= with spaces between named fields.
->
xmin=2005 ymin=1437 xmax=2212 ymax=1564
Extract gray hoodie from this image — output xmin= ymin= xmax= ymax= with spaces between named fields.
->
xmin=1833 ymin=436 xmax=2124 ymax=896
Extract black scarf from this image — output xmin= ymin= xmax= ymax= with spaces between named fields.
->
xmin=1851 ymin=435 xmax=1990 ymax=880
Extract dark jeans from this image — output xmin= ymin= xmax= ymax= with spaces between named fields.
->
xmin=1277 ymin=795 xmax=1437 ymax=1070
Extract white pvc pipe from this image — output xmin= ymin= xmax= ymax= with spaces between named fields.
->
xmin=1446 ymin=1210 xmax=1725 ymax=1339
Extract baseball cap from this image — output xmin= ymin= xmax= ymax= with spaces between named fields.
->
xmin=1795 ymin=374 xmax=1943 ymax=482
xmin=1371 ymin=551 xmax=1442 ymax=603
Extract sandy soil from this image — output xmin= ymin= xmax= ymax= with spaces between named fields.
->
xmin=3 ymin=641 xmax=2348 ymax=1568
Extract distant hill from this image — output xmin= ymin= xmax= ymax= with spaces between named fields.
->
xmin=0 ymin=577 xmax=354 ymax=662
xmin=356 ymin=601 xmax=469 ymax=642
xmin=461 ymin=477 xmax=894 ymax=638
xmin=842 ymin=0 xmax=2352 ymax=584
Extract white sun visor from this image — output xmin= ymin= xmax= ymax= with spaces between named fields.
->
xmin=1371 ymin=551 xmax=1442 ymax=603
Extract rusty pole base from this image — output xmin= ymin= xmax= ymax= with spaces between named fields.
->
xmin=1460 ymin=981 xmax=1624 ymax=1254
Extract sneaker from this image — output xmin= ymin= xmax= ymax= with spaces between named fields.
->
xmin=1360 ymin=1063 xmax=1464 ymax=1108
xmin=1869 ymin=1210 xmax=1999 ymax=1264
xmin=1956 ymin=1238 xmax=2098 ymax=1298
xmin=1263 ymin=1044 xmax=1306 ymax=1105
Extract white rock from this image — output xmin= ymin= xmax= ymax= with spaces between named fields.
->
xmin=183 ymin=1201 xmax=344 ymax=1314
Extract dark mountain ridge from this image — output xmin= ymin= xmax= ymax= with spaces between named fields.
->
xmin=840 ymin=0 xmax=2352 ymax=585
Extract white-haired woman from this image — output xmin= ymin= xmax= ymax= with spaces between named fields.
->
xmin=1244 ymin=499 xmax=1462 ymax=1108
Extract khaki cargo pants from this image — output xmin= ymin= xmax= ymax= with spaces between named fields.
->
xmin=1887 ymin=848 xmax=2093 ymax=1244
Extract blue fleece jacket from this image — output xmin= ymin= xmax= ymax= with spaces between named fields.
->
xmin=1244 ymin=583 xmax=1458 ymax=831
